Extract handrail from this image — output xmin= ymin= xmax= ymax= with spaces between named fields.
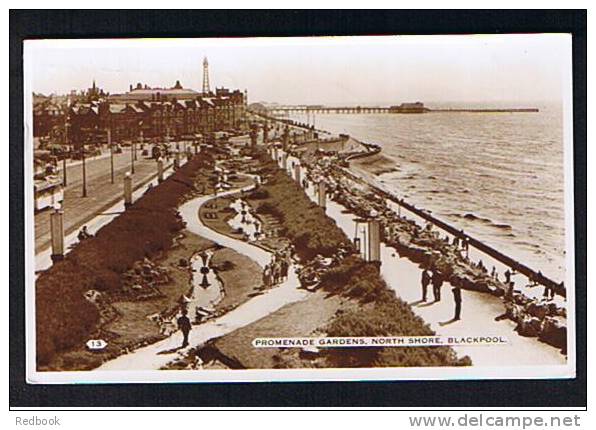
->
xmin=340 ymin=168 xmax=566 ymax=298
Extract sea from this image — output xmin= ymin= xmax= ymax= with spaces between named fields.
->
xmin=289 ymin=102 xmax=567 ymax=282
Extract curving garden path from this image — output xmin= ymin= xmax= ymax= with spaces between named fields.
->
xmin=97 ymin=184 xmax=309 ymax=372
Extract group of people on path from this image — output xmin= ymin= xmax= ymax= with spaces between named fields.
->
xmin=420 ymin=267 xmax=462 ymax=321
xmin=262 ymin=247 xmax=292 ymax=288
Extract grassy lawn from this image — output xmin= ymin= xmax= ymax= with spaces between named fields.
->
xmin=211 ymin=291 xmax=349 ymax=369
xmin=211 ymin=247 xmax=263 ymax=313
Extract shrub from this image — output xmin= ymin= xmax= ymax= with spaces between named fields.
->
xmin=248 ymin=188 xmax=270 ymax=200
xmin=256 ymin=168 xmax=351 ymax=260
xmin=319 ymin=256 xmax=383 ymax=302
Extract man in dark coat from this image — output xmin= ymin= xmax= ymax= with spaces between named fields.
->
xmin=432 ymin=270 xmax=444 ymax=302
xmin=421 ymin=268 xmax=431 ymax=302
xmin=452 ymin=286 xmax=462 ymax=320
xmin=177 ymin=308 xmax=192 ymax=348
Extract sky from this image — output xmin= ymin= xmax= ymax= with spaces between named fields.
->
xmin=24 ymin=34 xmax=572 ymax=106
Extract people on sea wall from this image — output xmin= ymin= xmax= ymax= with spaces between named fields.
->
xmin=305 ymin=155 xmax=533 ymax=293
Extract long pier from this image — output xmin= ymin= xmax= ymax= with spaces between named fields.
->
xmin=266 ymin=105 xmax=539 ymax=115
xmin=269 ymin=105 xmax=391 ymax=114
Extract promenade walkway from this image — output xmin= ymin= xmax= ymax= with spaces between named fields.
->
xmin=35 ymin=146 xmax=177 ymax=254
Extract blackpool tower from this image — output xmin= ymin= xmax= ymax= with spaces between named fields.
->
xmin=202 ymin=56 xmax=210 ymax=94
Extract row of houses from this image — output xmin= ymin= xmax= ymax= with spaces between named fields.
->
xmin=34 ymin=82 xmax=247 ymax=146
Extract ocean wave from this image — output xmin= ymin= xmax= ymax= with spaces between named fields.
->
xmin=453 ymin=212 xmax=514 ymax=231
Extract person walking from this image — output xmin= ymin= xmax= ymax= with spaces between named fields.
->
xmin=420 ymin=268 xmax=431 ymax=302
xmin=432 ymin=270 xmax=444 ymax=302
xmin=452 ymin=286 xmax=462 ymax=320
xmin=504 ymin=269 xmax=512 ymax=284
xmin=177 ymin=308 xmax=191 ymax=348
xmin=280 ymin=258 xmax=289 ymax=282
xmin=463 ymin=236 xmax=470 ymax=258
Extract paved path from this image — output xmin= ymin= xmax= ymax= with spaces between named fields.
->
xmin=97 ymin=184 xmax=308 ymax=372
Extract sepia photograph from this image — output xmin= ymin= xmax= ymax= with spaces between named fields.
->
xmin=23 ymin=34 xmax=575 ymax=384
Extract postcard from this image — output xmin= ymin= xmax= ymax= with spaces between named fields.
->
xmin=24 ymin=34 xmax=575 ymax=383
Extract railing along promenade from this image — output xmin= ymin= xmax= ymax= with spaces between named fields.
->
xmin=339 ymin=167 xmax=566 ymax=298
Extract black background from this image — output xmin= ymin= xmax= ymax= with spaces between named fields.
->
xmin=9 ymin=9 xmax=587 ymax=408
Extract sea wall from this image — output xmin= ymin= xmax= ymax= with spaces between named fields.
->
xmin=303 ymin=155 xmax=567 ymax=353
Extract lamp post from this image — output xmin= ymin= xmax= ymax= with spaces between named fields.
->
xmin=317 ymin=181 xmax=327 ymax=209
xmin=123 ymin=171 xmax=132 ymax=208
xmin=135 ymin=121 xmax=142 ymax=162
xmin=81 ymin=142 xmax=87 ymax=197
xmin=157 ymin=157 xmax=164 ymax=183
xmin=62 ymin=121 xmax=69 ymax=187
xmin=130 ymin=142 xmax=135 ymax=174
xmin=108 ymin=128 xmax=114 ymax=184
xmin=138 ymin=129 xmax=143 ymax=159
xmin=166 ymin=126 xmax=171 ymax=152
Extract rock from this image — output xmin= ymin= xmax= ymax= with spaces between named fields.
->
xmin=505 ymin=302 xmax=524 ymax=322
xmin=516 ymin=316 xmax=542 ymax=337
xmin=539 ymin=316 xmax=567 ymax=351
xmin=513 ymin=292 xmax=531 ymax=306
xmin=526 ymin=301 xmax=549 ymax=319
xmin=84 ymin=289 xmax=102 ymax=303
